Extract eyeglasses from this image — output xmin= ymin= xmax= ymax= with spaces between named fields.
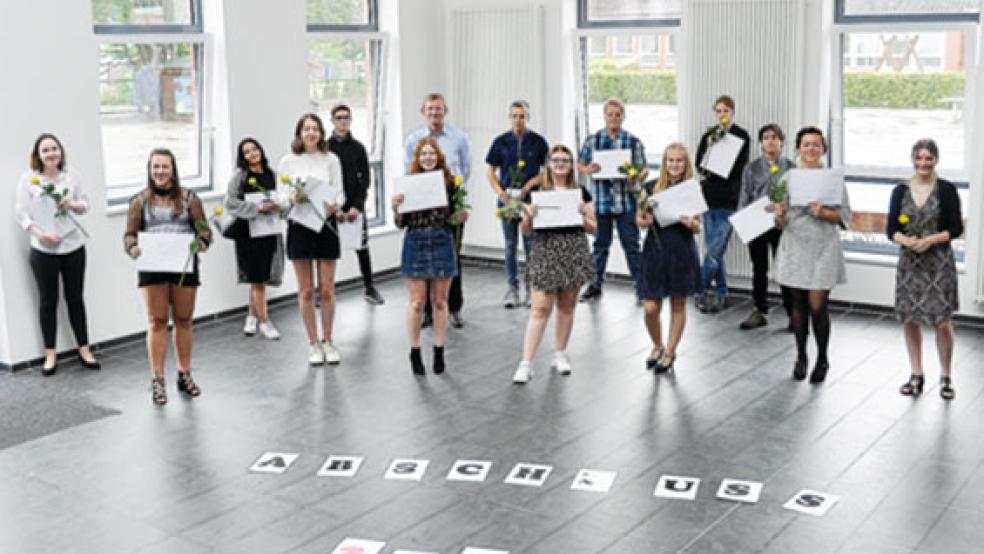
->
xmin=549 ymin=158 xmax=572 ymax=164
xmin=333 ymin=115 xmax=351 ymax=121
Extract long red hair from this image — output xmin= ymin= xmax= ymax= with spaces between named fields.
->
xmin=409 ymin=137 xmax=454 ymax=185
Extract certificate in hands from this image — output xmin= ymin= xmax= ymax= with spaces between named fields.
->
xmin=338 ymin=214 xmax=364 ymax=250
xmin=289 ymin=177 xmax=338 ymax=232
xmin=700 ymin=133 xmax=745 ymax=178
xmin=650 ymin=178 xmax=708 ymax=227
xmin=786 ymin=168 xmax=845 ymax=206
xmin=136 ymin=232 xmax=194 ymax=273
xmin=245 ymin=192 xmax=284 ymax=237
xmin=530 ymin=189 xmax=582 ymax=229
xmin=592 ymin=149 xmax=632 ymax=179
xmin=32 ymin=197 xmax=79 ymax=238
xmin=393 ymin=171 xmax=448 ymax=213
xmin=729 ymin=196 xmax=775 ymax=243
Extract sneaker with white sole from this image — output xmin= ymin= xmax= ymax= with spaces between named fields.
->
xmin=512 ymin=361 xmax=532 ymax=384
xmin=243 ymin=315 xmax=258 ymax=336
xmin=308 ymin=343 xmax=325 ymax=365
xmin=322 ymin=341 xmax=341 ymax=364
xmin=551 ymin=351 xmax=572 ymax=375
xmin=258 ymin=321 xmax=280 ymax=340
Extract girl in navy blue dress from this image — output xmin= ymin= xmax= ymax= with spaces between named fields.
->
xmin=637 ymin=143 xmax=703 ymax=373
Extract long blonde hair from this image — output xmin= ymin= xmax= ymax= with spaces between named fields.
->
xmin=541 ymin=145 xmax=577 ymax=191
xmin=653 ymin=142 xmax=693 ymax=194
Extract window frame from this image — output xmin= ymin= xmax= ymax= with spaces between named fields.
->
xmin=834 ymin=0 xmax=979 ymax=25
xmin=93 ymin=27 xmax=213 ymax=205
xmin=577 ymin=0 xmax=681 ymax=29
xmin=306 ymin=30 xmax=388 ymax=227
xmin=92 ymin=0 xmax=203 ymax=34
xmin=306 ymin=0 xmax=378 ymax=32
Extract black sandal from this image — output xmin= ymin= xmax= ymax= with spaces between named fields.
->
xmin=151 ymin=377 xmax=167 ymax=405
xmin=940 ymin=377 xmax=955 ymax=401
xmin=899 ymin=374 xmax=924 ymax=396
xmin=176 ymin=371 xmax=201 ymax=397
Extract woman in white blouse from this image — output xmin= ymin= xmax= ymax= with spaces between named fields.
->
xmin=278 ymin=113 xmax=346 ymax=366
xmin=14 ymin=133 xmax=100 ymax=375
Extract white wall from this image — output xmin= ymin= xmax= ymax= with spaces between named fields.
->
xmin=0 ymin=0 xmax=407 ymax=366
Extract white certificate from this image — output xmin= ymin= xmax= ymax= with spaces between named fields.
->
xmin=531 ymin=189 xmax=583 ymax=229
xmin=729 ymin=196 xmax=775 ymax=243
xmin=135 ymin=232 xmax=194 ymax=273
xmin=289 ymin=177 xmax=339 ymax=233
xmin=593 ymin=149 xmax=632 ymax=179
xmin=650 ymin=178 xmax=708 ymax=227
xmin=700 ymin=133 xmax=745 ymax=178
xmin=245 ymin=192 xmax=284 ymax=238
xmin=787 ymin=168 xmax=845 ymax=206
xmin=32 ymin=197 xmax=79 ymax=238
xmin=393 ymin=171 xmax=448 ymax=213
xmin=338 ymin=214 xmax=364 ymax=250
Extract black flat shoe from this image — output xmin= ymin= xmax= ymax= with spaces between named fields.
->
xmin=792 ymin=357 xmax=808 ymax=381
xmin=645 ymin=347 xmax=665 ymax=371
xmin=809 ymin=361 xmax=829 ymax=384
xmin=41 ymin=361 xmax=58 ymax=377
xmin=78 ymin=353 xmax=101 ymax=370
xmin=654 ymin=351 xmax=675 ymax=374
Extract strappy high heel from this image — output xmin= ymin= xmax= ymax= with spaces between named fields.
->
xmin=176 ymin=371 xmax=201 ymax=397
xmin=899 ymin=373 xmax=924 ymax=396
xmin=940 ymin=377 xmax=955 ymax=401
xmin=654 ymin=350 xmax=675 ymax=374
xmin=646 ymin=347 xmax=665 ymax=371
xmin=151 ymin=377 xmax=167 ymax=405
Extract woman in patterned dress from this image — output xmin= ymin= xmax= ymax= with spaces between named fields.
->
xmin=512 ymin=145 xmax=595 ymax=384
xmin=637 ymin=143 xmax=703 ymax=373
xmin=887 ymin=139 xmax=963 ymax=400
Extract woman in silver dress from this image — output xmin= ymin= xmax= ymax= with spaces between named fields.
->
xmin=887 ymin=139 xmax=962 ymax=400
xmin=774 ymin=127 xmax=851 ymax=384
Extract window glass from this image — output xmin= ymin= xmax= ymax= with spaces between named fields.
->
xmin=92 ymin=0 xmax=194 ymax=26
xmin=584 ymin=0 xmax=681 ymax=22
xmin=307 ymin=0 xmax=371 ymax=27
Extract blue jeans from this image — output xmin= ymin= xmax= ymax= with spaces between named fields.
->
xmin=501 ymin=217 xmax=531 ymax=289
xmin=700 ymin=208 xmax=735 ymax=296
xmin=592 ymin=210 xmax=641 ymax=292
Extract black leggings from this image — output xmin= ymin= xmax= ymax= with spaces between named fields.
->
xmin=29 ymin=247 xmax=89 ymax=349
xmin=788 ymin=287 xmax=830 ymax=363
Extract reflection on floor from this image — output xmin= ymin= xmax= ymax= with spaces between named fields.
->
xmin=1 ymin=265 xmax=982 ymax=554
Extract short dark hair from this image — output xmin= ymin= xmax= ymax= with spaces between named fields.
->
xmin=509 ymin=100 xmax=530 ymax=112
xmin=331 ymin=104 xmax=351 ymax=118
xmin=30 ymin=133 xmax=66 ymax=172
xmin=911 ymin=138 xmax=939 ymax=162
xmin=291 ymin=113 xmax=329 ymax=154
xmin=714 ymin=95 xmax=735 ymax=111
xmin=236 ymin=137 xmax=272 ymax=174
xmin=758 ymin=123 xmax=785 ymax=143
xmin=795 ymin=126 xmax=828 ymax=153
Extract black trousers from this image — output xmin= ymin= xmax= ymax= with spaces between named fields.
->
xmin=425 ymin=222 xmax=464 ymax=315
xmin=355 ymin=213 xmax=376 ymax=290
xmin=748 ymin=228 xmax=791 ymax=316
xmin=29 ymin=247 xmax=89 ymax=349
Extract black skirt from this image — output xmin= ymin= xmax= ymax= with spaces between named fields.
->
xmin=235 ymin=235 xmax=278 ymax=283
xmin=287 ymin=219 xmax=339 ymax=260
xmin=138 ymin=256 xmax=200 ymax=287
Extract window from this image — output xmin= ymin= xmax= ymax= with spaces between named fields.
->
xmin=833 ymin=13 xmax=975 ymax=260
xmin=578 ymin=33 xmax=679 ymax=167
xmin=837 ymin=0 xmax=979 ymax=23
xmin=92 ymin=0 xmax=209 ymax=203
xmin=307 ymin=1 xmax=385 ymax=225
xmin=580 ymin=0 xmax=682 ymax=27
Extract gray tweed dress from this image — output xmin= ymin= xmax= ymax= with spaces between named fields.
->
xmin=775 ymin=186 xmax=852 ymax=290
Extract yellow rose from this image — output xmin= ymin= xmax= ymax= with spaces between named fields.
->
xmin=279 ymin=174 xmax=290 ymax=184
xmin=721 ymin=117 xmax=729 ymax=126
xmin=628 ymin=168 xmax=639 ymax=177
xmin=770 ymin=165 xmax=779 ymax=174
xmin=517 ymin=160 xmax=526 ymax=168
xmin=31 ymin=176 xmax=40 ymax=185
xmin=248 ymin=177 xmax=257 ymax=185
xmin=622 ymin=161 xmax=631 ymax=168
xmin=454 ymin=176 xmax=463 ymax=186
xmin=213 ymin=206 xmax=224 ymax=216
xmin=495 ymin=208 xmax=505 ymax=217
xmin=898 ymin=214 xmax=909 ymax=225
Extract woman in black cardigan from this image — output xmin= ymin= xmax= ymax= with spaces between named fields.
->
xmin=886 ymin=139 xmax=963 ymax=400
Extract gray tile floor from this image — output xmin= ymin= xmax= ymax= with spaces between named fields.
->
xmin=2 ymin=265 xmax=983 ymax=554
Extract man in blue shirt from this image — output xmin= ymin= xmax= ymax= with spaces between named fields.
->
xmin=485 ymin=100 xmax=549 ymax=308
xmin=403 ymin=93 xmax=471 ymax=328
xmin=577 ymin=98 xmax=647 ymax=302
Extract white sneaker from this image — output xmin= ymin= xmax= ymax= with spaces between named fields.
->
xmin=258 ymin=321 xmax=280 ymax=340
xmin=243 ymin=315 xmax=258 ymax=336
xmin=308 ymin=343 xmax=325 ymax=365
xmin=551 ymin=351 xmax=572 ymax=375
xmin=322 ymin=341 xmax=341 ymax=365
xmin=512 ymin=361 xmax=532 ymax=384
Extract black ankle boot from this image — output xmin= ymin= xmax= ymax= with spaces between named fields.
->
xmin=410 ymin=347 xmax=425 ymax=375
xmin=809 ymin=360 xmax=829 ymax=384
xmin=792 ymin=355 xmax=808 ymax=381
xmin=433 ymin=345 xmax=445 ymax=375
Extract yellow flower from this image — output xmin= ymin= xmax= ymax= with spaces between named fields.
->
xmin=213 ymin=206 xmax=224 ymax=216
xmin=770 ymin=165 xmax=779 ymax=174
xmin=622 ymin=161 xmax=631 ymax=168
xmin=628 ymin=168 xmax=639 ymax=177
xmin=721 ymin=117 xmax=729 ymax=126
xmin=517 ymin=160 xmax=526 ymax=168
xmin=495 ymin=208 xmax=505 ymax=218
xmin=898 ymin=214 xmax=909 ymax=225
xmin=31 ymin=176 xmax=40 ymax=185
xmin=454 ymin=176 xmax=463 ymax=186
xmin=279 ymin=174 xmax=290 ymax=184
xmin=248 ymin=177 xmax=257 ymax=185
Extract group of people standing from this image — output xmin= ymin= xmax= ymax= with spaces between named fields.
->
xmin=13 ymin=92 xmax=964 ymax=404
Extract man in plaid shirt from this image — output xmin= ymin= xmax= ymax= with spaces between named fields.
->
xmin=577 ymin=98 xmax=648 ymax=302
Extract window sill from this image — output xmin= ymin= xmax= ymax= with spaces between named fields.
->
xmin=845 ymin=250 xmax=967 ymax=274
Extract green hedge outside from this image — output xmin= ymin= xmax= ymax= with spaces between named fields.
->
xmin=586 ymin=68 xmax=964 ymax=110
